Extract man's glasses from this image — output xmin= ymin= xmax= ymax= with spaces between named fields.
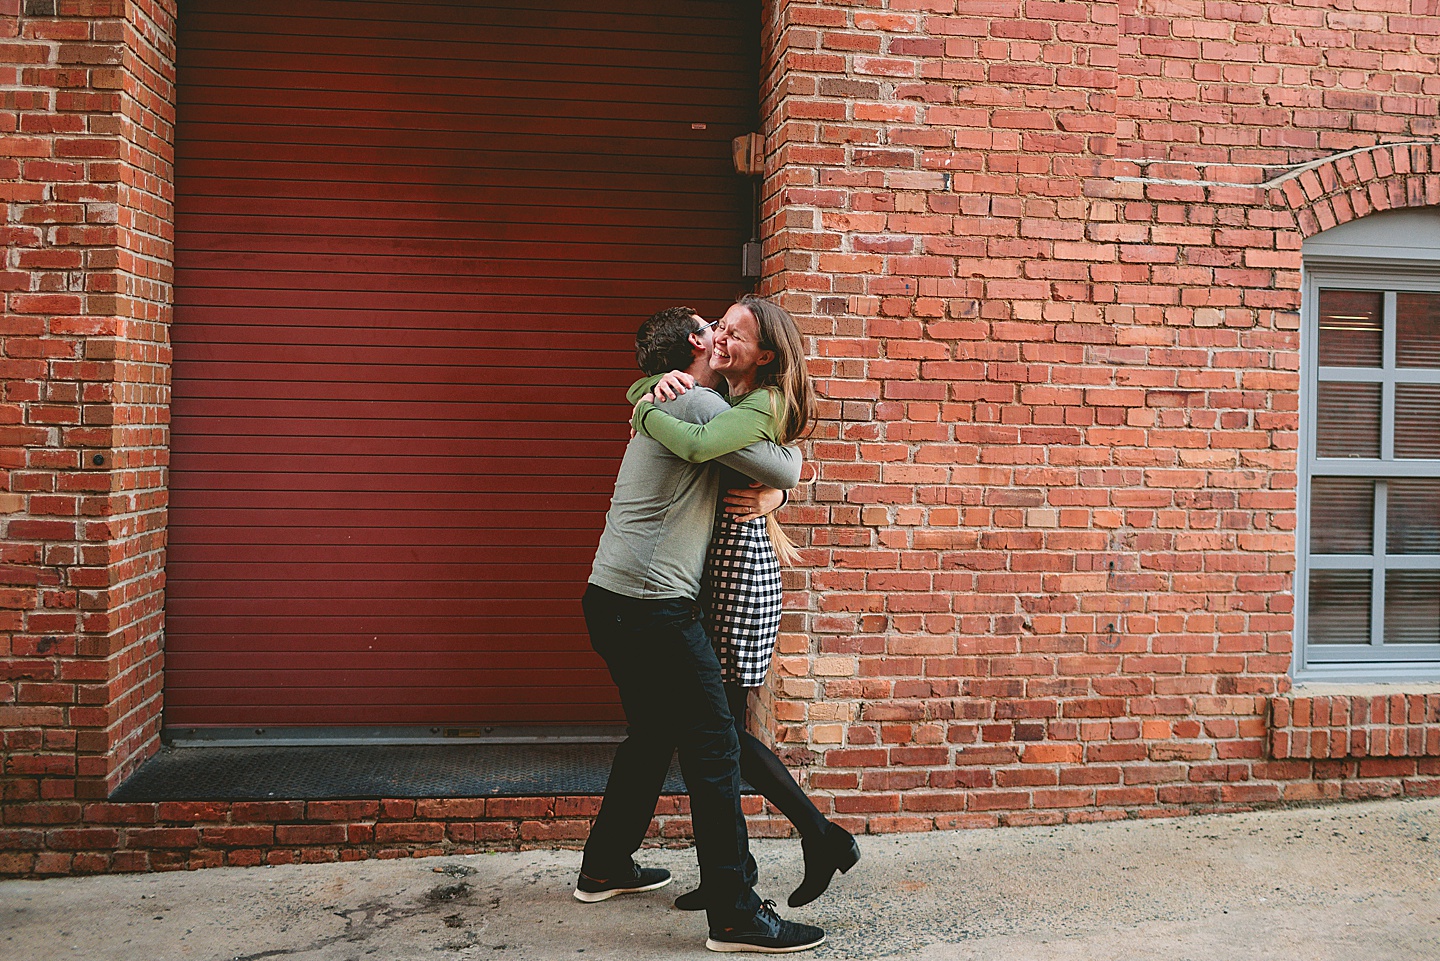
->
xmin=694 ymin=318 xmax=719 ymax=335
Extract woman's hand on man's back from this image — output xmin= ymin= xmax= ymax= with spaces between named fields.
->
xmin=651 ymin=370 xmax=696 ymax=402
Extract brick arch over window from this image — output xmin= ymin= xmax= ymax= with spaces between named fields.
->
xmin=1273 ymin=141 xmax=1440 ymax=240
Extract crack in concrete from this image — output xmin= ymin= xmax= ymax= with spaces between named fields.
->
xmin=228 ymin=882 xmax=483 ymax=961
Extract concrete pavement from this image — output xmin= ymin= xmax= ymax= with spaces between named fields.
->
xmin=3 ymin=797 xmax=1438 ymax=960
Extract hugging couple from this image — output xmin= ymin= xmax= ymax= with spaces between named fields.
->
xmin=573 ymin=296 xmax=859 ymax=953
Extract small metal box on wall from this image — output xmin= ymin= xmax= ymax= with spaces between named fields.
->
xmin=733 ymin=132 xmax=764 ymax=277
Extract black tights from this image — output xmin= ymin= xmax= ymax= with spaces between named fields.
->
xmin=725 ymin=683 xmax=828 ymax=842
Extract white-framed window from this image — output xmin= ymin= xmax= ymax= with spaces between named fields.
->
xmin=1297 ymin=209 xmax=1440 ymax=680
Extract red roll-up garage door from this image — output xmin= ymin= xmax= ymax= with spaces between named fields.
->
xmin=165 ymin=0 xmax=758 ymax=728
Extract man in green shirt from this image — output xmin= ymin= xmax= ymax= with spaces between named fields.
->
xmin=575 ymin=307 xmax=825 ymax=954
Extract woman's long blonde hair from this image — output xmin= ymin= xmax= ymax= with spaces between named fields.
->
xmin=737 ymin=295 xmax=815 ymax=565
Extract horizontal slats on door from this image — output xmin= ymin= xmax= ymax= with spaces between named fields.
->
xmin=166 ymin=0 xmax=756 ymax=727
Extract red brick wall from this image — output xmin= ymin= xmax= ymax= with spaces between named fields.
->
xmin=758 ymin=0 xmax=1440 ymax=829
xmin=5 ymin=0 xmax=1440 ymax=878
xmin=1 ymin=0 xmax=174 ymax=808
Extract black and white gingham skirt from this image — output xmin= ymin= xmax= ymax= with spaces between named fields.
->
xmin=702 ymin=514 xmax=783 ymax=688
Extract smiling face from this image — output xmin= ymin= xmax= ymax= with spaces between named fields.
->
xmin=710 ymin=303 xmax=774 ymax=387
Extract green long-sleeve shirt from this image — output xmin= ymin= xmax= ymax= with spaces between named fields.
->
xmin=589 ymin=379 xmax=800 ymax=600
xmin=629 ymin=376 xmax=783 ymax=461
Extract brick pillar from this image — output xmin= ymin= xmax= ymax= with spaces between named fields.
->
xmin=757 ymin=0 xmax=1124 ymax=808
xmin=1 ymin=0 xmax=175 ymax=803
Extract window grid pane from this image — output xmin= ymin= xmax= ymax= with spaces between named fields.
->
xmin=1388 ymin=479 xmax=1440 ymax=554
xmin=1385 ymin=572 xmax=1440 ymax=645
xmin=1315 ymin=382 xmax=1382 ymax=458
xmin=1396 ymin=292 xmax=1440 ymax=368
xmin=1308 ymin=570 xmax=1373 ymax=644
xmin=1319 ymin=289 xmax=1384 ymax=367
xmin=1395 ymin=384 xmax=1440 ymax=458
xmin=1309 ymin=477 xmax=1374 ymax=554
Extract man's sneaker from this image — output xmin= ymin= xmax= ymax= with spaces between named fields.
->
xmin=706 ymin=900 xmax=826 ymax=953
xmin=573 ymin=859 xmax=672 ymax=903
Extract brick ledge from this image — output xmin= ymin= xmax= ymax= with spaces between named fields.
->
xmin=1270 ymin=689 xmax=1440 ymax=759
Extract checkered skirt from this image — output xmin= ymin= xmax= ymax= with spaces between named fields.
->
xmin=702 ymin=512 xmax=784 ymax=688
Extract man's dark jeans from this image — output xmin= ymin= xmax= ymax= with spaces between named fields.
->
xmin=580 ymin=583 xmax=762 ymax=926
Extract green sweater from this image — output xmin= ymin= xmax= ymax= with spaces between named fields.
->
xmin=629 ymin=376 xmax=783 ymax=460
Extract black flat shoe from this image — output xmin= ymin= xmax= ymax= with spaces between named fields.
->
xmin=788 ymin=823 xmax=860 ymax=907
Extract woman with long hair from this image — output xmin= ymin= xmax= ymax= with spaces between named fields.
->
xmin=628 ymin=294 xmax=861 ymax=909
